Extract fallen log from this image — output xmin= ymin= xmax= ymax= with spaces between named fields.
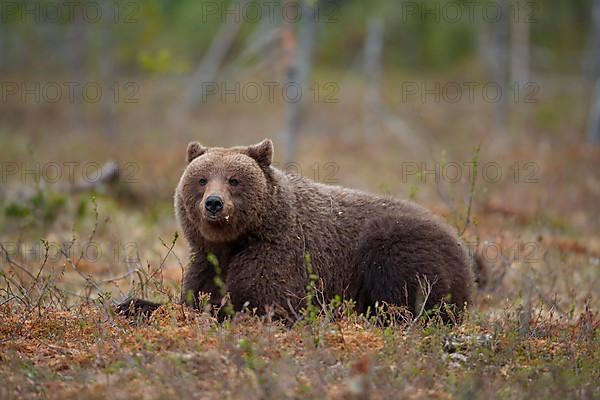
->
xmin=68 ymin=160 xmax=119 ymax=194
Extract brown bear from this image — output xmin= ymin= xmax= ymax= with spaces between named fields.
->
xmin=117 ymin=139 xmax=474 ymax=321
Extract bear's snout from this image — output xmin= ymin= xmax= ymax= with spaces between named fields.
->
xmin=205 ymin=195 xmax=224 ymax=214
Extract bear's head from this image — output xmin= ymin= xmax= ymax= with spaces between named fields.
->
xmin=176 ymin=139 xmax=274 ymax=243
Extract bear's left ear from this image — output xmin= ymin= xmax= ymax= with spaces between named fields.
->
xmin=246 ymin=139 xmax=273 ymax=168
xmin=187 ymin=141 xmax=207 ymax=163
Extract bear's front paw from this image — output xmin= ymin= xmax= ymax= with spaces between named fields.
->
xmin=115 ymin=298 xmax=161 ymax=319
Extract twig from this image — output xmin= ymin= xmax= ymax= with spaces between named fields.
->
xmin=60 ymin=247 xmax=103 ymax=293
xmin=75 ymin=195 xmax=100 ymax=268
xmin=101 ymin=269 xmax=141 ymax=284
xmin=0 ymin=242 xmax=36 ymax=281
xmin=410 ymin=275 xmax=435 ymax=328
xmin=0 ymin=295 xmax=17 ymax=307
xmin=458 ymin=144 xmax=481 ymax=236
xmin=152 ymin=233 xmax=179 ymax=281
xmin=1 ymin=271 xmax=32 ymax=306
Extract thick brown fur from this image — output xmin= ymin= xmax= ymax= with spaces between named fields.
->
xmin=117 ymin=139 xmax=475 ymax=321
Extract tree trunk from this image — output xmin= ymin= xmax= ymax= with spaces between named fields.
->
xmin=100 ymin=1 xmax=118 ymax=138
xmin=281 ymin=0 xmax=318 ymax=163
xmin=363 ymin=16 xmax=384 ymax=137
xmin=478 ymin=0 xmax=510 ymax=134
xmin=171 ymin=0 xmax=250 ymax=133
xmin=588 ymin=79 xmax=600 ymax=144
xmin=511 ymin=2 xmax=530 ymax=130
xmin=493 ymin=0 xmax=510 ymax=134
xmin=68 ymin=8 xmax=86 ymax=133
xmin=587 ymin=0 xmax=600 ymax=144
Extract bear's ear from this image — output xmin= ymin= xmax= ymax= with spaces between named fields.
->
xmin=246 ymin=139 xmax=273 ymax=168
xmin=187 ymin=141 xmax=207 ymax=163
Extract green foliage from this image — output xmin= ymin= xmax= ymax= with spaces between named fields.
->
xmin=138 ymin=48 xmax=189 ymax=73
xmin=4 ymin=189 xmax=67 ymax=227
xmin=105 ymin=360 xmax=126 ymax=375
xmin=75 ymin=197 xmax=88 ymax=220
xmin=0 ymin=0 xmax=592 ymax=75
xmin=4 ymin=202 xmax=29 ymax=219
xmin=208 ymin=252 xmax=234 ymax=317
xmin=302 ymin=252 xmax=320 ymax=324
xmin=238 ymin=338 xmax=263 ymax=371
xmin=17 ymin=360 xmax=43 ymax=381
xmin=407 ymin=184 xmax=420 ymax=201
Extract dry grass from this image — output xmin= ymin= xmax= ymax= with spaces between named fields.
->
xmin=0 ymin=301 xmax=598 ymax=399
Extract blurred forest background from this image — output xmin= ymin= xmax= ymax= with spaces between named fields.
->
xmin=1 ymin=0 xmax=599 ymax=240
xmin=1 ymin=1 xmax=600 ymax=398
xmin=1 ymin=0 xmax=599 ymax=203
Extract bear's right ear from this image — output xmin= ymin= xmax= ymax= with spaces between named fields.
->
xmin=187 ymin=142 xmax=207 ymax=163
xmin=246 ymin=139 xmax=273 ymax=168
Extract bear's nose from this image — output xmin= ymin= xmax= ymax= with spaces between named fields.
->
xmin=204 ymin=195 xmax=224 ymax=214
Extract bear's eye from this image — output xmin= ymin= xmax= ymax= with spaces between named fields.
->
xmin=199 ymin=178 xmax=207 ymax=186
xmin=228 ymin=178 xmax=240 ymax=187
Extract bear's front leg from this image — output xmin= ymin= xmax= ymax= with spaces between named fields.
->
xmin=225 ymin=245 xmax=308 ymax=320
xmin=115 ymin=298 xmax=162 ymax=319
xmin=181 ymin=252 xmax=224 ymax=309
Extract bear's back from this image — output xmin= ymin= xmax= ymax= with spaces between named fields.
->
xmin=271 ymin=169 xmax=461 ymax=297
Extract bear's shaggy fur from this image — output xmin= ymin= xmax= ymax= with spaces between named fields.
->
xmin=118 ymin=139 xmax=474 ymax=321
